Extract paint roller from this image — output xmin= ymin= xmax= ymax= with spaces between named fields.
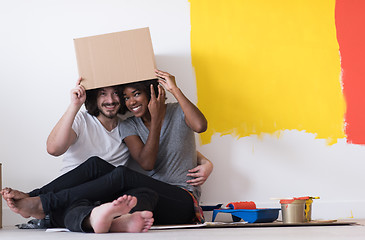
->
xmin=226 ymin=201 xmax=256 ymax=210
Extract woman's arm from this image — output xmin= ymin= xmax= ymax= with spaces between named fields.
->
xmin=123 ymin=85 xmax=166 ymax=170
xmin=155 ymin=69 xmax=208 ymax=133
xmin=186 ymin=151 xmax=214 ymax=186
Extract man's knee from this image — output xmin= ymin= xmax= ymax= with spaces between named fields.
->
xmin=85 ymin=156 xmax=114 ymax=169
xmin=85 ymin=156 xmax=104 ymax=166
xmin=115 ymin=165 xmax=128 ymax=175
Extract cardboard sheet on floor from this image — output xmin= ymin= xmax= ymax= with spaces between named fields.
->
xmin=44 ymin=220 xmax=357 ymax=232
xmin=150 ymin=222 xmax=247 ymax=230
xmin=150 ymin=220 xmax=357 ymax=230
xmin=46 ymin=228 xmax=70 ymax=233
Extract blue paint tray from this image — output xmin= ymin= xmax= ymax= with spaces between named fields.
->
xmin=212 ymin=208 xmax=280 ymax=223
xmin=201 ymin=204 xmax=223 ymax=211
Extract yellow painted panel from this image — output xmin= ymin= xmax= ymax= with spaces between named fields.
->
xmin=190 ymin=0 xmax=346 ymax=145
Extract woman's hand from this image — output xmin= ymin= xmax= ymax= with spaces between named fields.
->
xmin=155 ymin=69 xmax=178 ymax=93
xmin=148 ymin=84 xmax=166 ymax=125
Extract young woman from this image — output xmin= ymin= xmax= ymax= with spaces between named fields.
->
xmin=118 ymin=69 xmax=207 ymax=224
xmin=3 ymin=69 xmax=208 ymax=232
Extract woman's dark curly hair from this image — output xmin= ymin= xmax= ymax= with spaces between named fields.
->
xmin=120 ymin=79 xmax=159 ymax=111
xmin=84 ymin=85 xmax=126 ymax=116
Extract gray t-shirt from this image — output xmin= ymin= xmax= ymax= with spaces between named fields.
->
xmin=119 ymin=102 xmax=201 ymax=200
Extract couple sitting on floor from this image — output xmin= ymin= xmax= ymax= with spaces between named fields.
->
xmin=1 ymin=69 xmax=212 ymax=233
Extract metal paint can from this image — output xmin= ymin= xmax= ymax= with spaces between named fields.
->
xmin=280 ymin=199 xmax=306 ymax=223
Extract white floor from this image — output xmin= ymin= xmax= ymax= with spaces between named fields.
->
xmin=0 ymin=220 xmax=364 ymax=240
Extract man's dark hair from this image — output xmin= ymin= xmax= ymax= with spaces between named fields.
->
xmin=84 ymin=85 xmax=126 ymax=116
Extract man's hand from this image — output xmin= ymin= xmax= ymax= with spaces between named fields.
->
xmin=187 ymin=156 xmax=213 ymax=186
xmin=70 ymin=77 xmax=86 ymax=108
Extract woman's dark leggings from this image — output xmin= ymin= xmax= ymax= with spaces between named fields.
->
xmin=28 ymin=157 xmax=195 ymax=228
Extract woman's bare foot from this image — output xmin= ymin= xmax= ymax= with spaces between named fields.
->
xmin=88 ymin=195 xmax=137 ymax=233
xmin=110 ymin=211 xmax=154 ymax=233
xmin=1 ymin=187 xmax=29 ymax=201
xmin=7 ymin=196 xmax=45 ymax=219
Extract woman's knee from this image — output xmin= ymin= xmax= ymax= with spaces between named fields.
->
xmin=64 ymin=200 xmax=95 ymax=232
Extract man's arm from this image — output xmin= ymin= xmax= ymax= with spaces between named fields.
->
xmin=46 ymin=78 xmax=85 ymax=156
xmin=186 ymin=151 xmax=214 ymax=186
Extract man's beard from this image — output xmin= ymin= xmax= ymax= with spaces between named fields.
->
xmin=99 ymin=110 xmax=117 ymax=119
xmin=99 ymin=103 xmax=120 ymax=119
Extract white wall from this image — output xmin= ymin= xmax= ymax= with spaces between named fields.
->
xmin=1 ymin=0 xmax=364 ymax=226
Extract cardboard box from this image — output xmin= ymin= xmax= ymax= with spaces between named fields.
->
xmin=74 ymin=27 xmax=157 ymax=90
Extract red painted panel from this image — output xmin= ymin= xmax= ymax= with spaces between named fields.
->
xmin=335 ymin=0 xmax=365 ymax=144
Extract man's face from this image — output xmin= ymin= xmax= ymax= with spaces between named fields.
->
xmin=96 ymin=87 xmax=121 ymax=119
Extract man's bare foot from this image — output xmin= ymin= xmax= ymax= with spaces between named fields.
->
xmin=7 ymin=196 xmax=45 ymax=219
xmin=110 ymin=211 xmax=154 ymax=233
xmin=1 ymin=187 xmax=29 ymax=201
xmin=88 ymin=195 xmax=137 ymax=233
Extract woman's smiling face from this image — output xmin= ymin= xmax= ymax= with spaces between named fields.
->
xmin=123 ymin=86 xmax=149 ymax=118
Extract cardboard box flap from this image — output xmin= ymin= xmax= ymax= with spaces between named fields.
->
xmin=74 ymin=27 xmax=156 ymax=90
